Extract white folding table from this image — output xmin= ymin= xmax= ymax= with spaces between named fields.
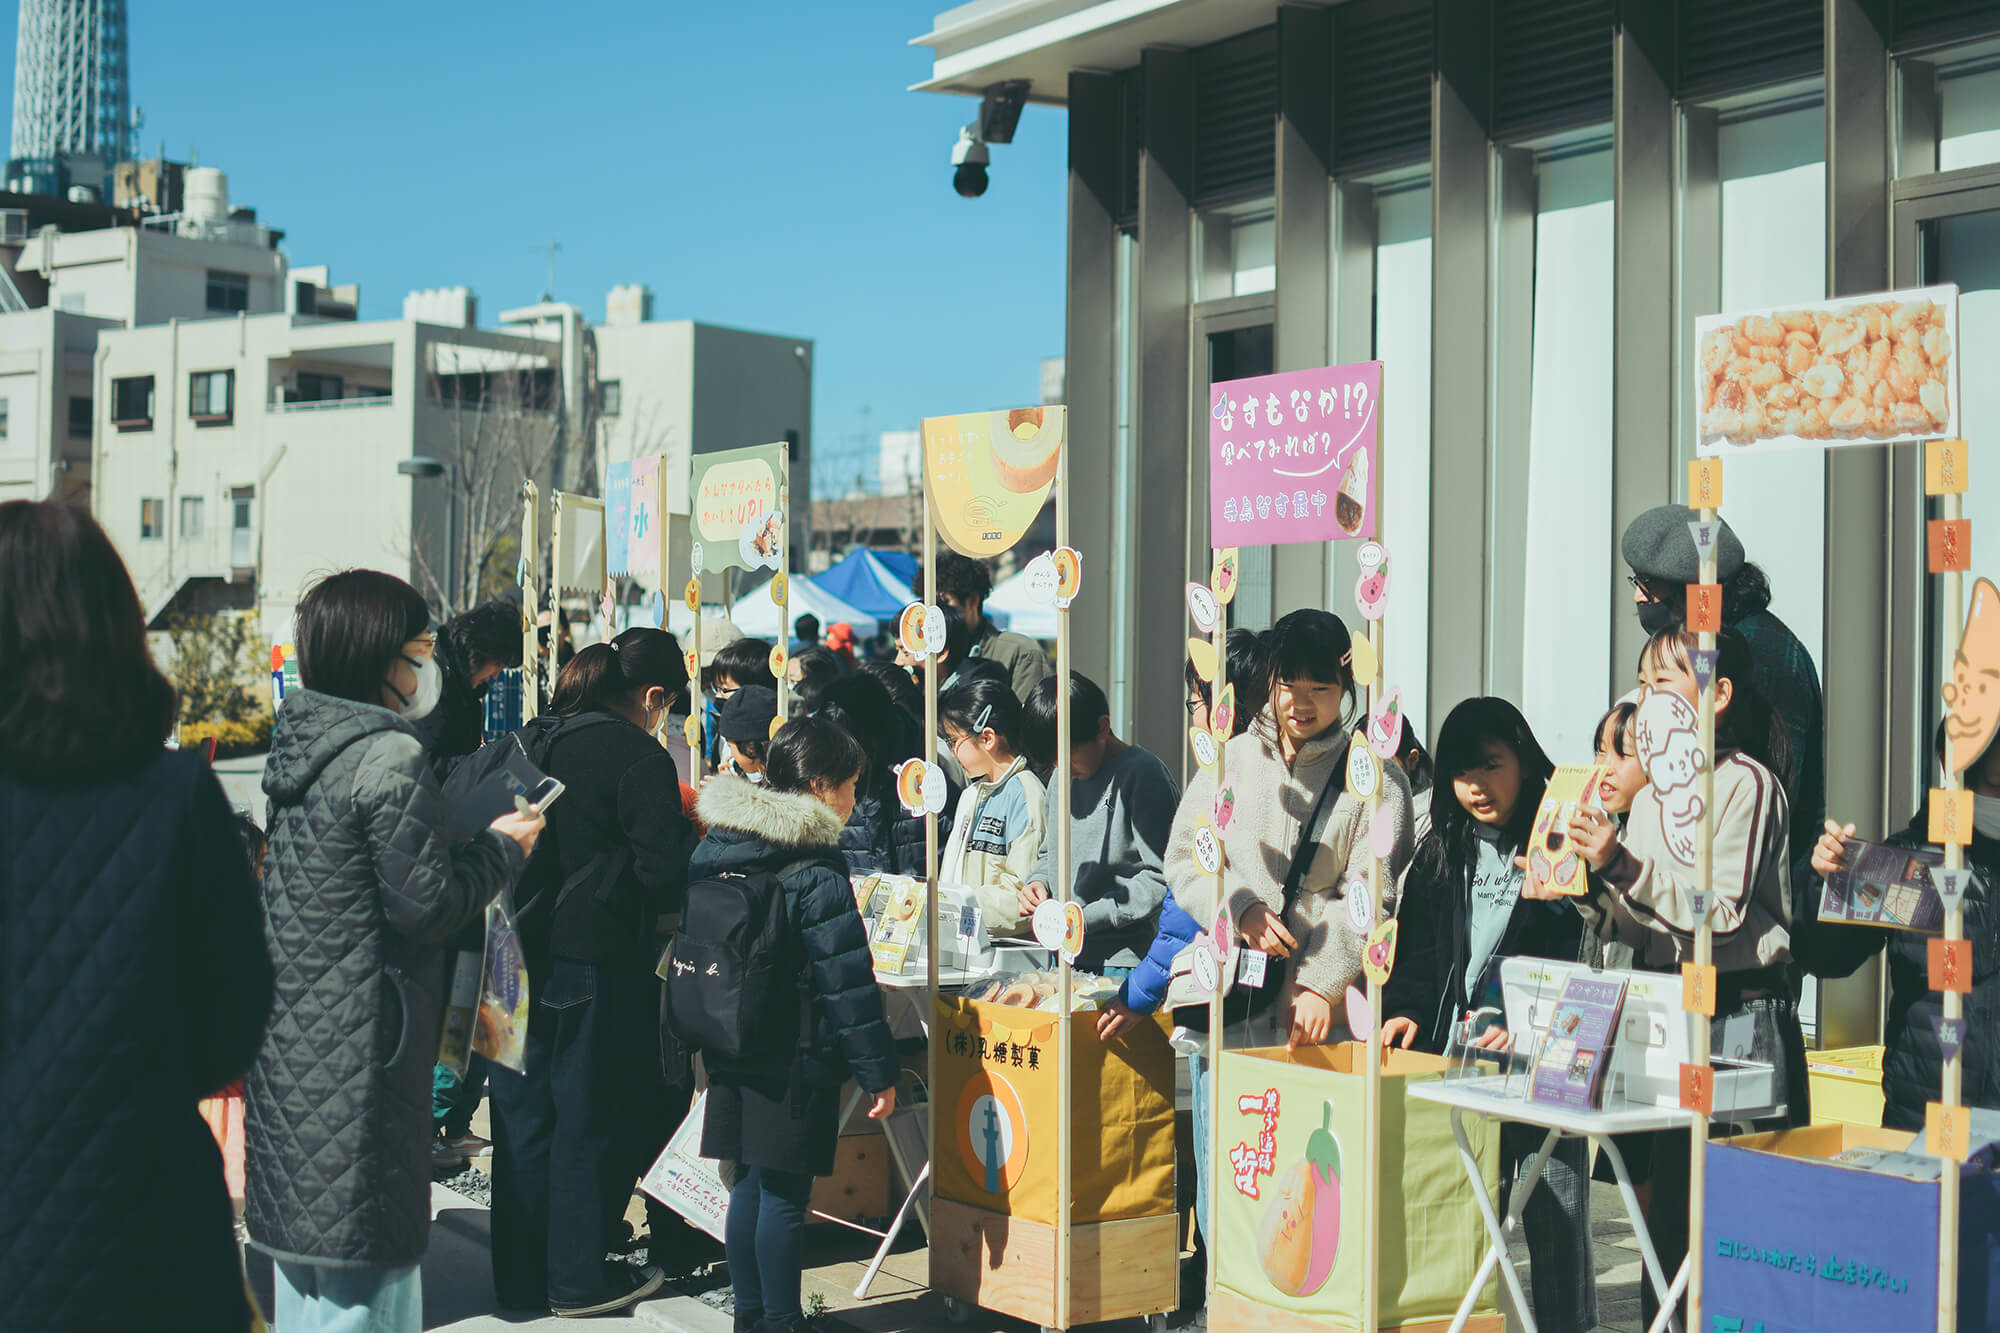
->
xmin=1410 ymin=1076 xmax=1701 ymax=1333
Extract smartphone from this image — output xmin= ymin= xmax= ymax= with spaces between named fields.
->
xmin=513 ymin=777 xmax=565 ymax=817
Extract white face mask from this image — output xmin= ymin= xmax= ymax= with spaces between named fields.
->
xmin=1975 ymin=794 xmax=2000 ymax=842
xmin=389 ymin=654 xmax=443 ymax=721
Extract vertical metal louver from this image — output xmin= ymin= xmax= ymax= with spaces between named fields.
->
xmin=1676 ymin=0 xmax=1824 ymax=99
xmin=1333 ymin=0 xmax=1434 ymax=176
xmin=1491 ymin=0 xmax=1614 ymax=141
xmin=1193 ymin=26 xmax=1278 ymax=205
xmin=1892 ymin=0 xmax=2000 ymax=51
xmin=1116 ymin=67 xmax=1142 ymax=228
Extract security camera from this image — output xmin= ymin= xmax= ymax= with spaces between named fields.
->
xmin=948 ymin=79 xmax=1028 ymax=199
xmin=952 ymin=125 xmax=989 ymax=198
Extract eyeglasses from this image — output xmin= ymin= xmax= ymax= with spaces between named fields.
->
xmin=1626 ymin=574 xmax=1669 ymax=604
xmin=1185 ymin=694 xmax=1206 ymax=718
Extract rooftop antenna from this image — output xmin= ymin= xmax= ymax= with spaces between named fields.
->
xmin=533 ymin=239 xmax=562 ymax=302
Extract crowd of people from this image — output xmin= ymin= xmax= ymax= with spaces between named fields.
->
xmin=2 ymin=499 xmax=1991 ymax=1333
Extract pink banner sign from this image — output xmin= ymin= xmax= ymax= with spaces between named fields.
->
xmin=1209 ymin=361 xmax=1380 ymax=546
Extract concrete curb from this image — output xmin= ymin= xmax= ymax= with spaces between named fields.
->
xmin=634 ymin=1292 xmax=736 ymax=1333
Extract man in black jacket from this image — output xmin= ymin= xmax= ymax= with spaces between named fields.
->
xmin=423 ymin=597 xmax=525 ymax=778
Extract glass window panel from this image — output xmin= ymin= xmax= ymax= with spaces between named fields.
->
xmin=1940 ymin=65 xmax=2000 ymax=173
xmin=1521 ymin=148 xmax=1615 ymax=761
xmin=1373 ymin=184 xmax=1433 ymax=740
xmin=1716 ymin=105 xmax=1827 ymax=685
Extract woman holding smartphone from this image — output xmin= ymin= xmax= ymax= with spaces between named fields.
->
xmin=488 ymin=627 xmax=704 ymax=1318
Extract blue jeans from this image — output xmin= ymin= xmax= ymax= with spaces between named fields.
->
xmin=726 ymin=1165 xmax=814 ymax=1323
xmin=273 ymin=1261 xmax=419 ymax=1333
xmin=1187 ymin=1048 xmax=1211 ymax=1247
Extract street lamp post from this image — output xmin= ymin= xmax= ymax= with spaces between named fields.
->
xmin=398 ymin=455 xmax=458 ymax=611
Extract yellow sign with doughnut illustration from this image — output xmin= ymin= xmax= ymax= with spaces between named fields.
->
xmin=920 ymin=407 xmax=1065 ymax=558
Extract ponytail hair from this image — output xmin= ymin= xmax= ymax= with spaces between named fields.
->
xmin=548 ymin=627 xmax=688 ymax=718
xmin=1640 ymin=626 xmax=1791 ymax=783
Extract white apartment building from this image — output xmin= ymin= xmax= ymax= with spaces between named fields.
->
xmin=592 ymin=284 xmax=814 ymax=578
xmin=93 ymin=311 xmax=559 ymax=639
xmin=0 ymin=305 xmax=117 ymax=505
xmin=0 ymin=167 xmax=295 ymax=505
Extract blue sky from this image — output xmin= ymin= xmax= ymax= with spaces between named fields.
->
xmin=3 ymin=1 xmax=1070 ymax=496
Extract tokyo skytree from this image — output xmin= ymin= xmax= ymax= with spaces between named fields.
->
xmin=10 ymin=0 xmax=132 ymax=162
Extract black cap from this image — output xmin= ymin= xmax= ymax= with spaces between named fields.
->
xmin=717 ymin=685 xmax=779 ymax=745
xmin=1621 ymin=503 xmax=1745 ymax=584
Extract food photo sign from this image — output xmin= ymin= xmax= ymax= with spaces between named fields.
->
xmin=1696 ymin=285 xmax=1959 ymax=455
xmin=1209 ymin=361 xmax=1381 ymax=545
xmin=689 ymin=442 xmax=788 ymax=573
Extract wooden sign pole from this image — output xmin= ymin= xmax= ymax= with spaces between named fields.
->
xmin=922 ymin=498 xmax=941 ymax=1206
xmin=1055 ymin=449 xmax=1075 ymax=1329
xmin=777 ymin=440 xmax=792 ymax=722
xmin=1360 ymin=570 xmax=1385 ymax=1333
xmin=1686 ymin=479 xmax=1718 ymax=1326
xmin=1937 ymin=467 xmax=1966 ymax=1333
xmin=521 ymin=481 xmax=540 ymax=721
xmin=1205 ymin=573 xmax=1227 ymax=1304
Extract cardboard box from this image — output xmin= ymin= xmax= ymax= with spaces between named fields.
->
xmin=1704 ymin=1124 xmax=2000 ymax=1332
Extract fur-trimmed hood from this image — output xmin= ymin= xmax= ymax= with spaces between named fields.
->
xmin=696 ymin=775 xmax=845 ymax=849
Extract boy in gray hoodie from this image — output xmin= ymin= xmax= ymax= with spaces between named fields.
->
xmin=1019 ymin=673 xmax=1179 ymax=972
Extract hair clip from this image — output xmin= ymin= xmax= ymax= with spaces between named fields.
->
xmin=972 ymin=703 xmax=994 ymax=733
xmin=1339 ymin=649 xmax=1353 ymax=666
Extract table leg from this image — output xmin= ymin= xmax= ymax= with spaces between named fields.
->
xmin=1646 ymin=1258 xmax=1691 ymax=1333
xmin=1446 ymin=1107 xmax=1538 ymax=1333
xmin=854 ymin=1161 xmax=930 ymax=1300
xmin=1592 ymin=1134 xmax=1681 ymax=1333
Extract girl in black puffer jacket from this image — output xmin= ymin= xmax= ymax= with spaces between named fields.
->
xmin=1811 ymin=726 xmax=2000 ymax=1130
xmin=692 ymin=717 xmax=899 ymax=1333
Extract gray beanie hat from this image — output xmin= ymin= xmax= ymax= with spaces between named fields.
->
xmin=1621 ymin=504 xmax=1745 ymax=584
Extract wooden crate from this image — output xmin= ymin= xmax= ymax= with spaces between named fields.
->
xmin=1208 ymin=1288 xmax=1501 ymax=1333
xmin=808 ymin=1133 xmax=890 ymax=1224
xmin=929 ymin=1196 xmax=1179 ymax=1328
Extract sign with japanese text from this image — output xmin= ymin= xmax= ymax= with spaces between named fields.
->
xmin=1214 ymin=1044 xmax=1498 ymax=1326
xmin=1209 ymin=361 xmax=1381 ymax=547
xmin=689 ymin=441 xmax=788 ymax=575
xmin=1702 ymin=1139 xmax=1955 ymax=1332
xmin=605 ymin=461 xmax=633 ymax=578
xmin=1695 ymin=284 xmax=1959 ymax=457
xmin=928 ymin=996 xmax=1173 ymax=1228
xmin=920 ymin=407 xmax=1064 ymax=558
xmin=627 ymin=455 xmax=662 ymax=582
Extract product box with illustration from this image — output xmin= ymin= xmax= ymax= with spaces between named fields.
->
xmin=926 ymin=996 xmax=1179 ymax=1328
xmin=1210 ymin=1044 xmax=1503 ymax=1333
xmin=1704 ymin=1123 xmax=2000 ymax=1333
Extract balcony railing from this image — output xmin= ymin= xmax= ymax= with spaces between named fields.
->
xmin=270 ymin=392 xmax=393 ymax=413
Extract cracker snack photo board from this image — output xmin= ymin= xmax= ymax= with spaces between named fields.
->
xmin=1695 ymin=284 xmax=1958 ymax=455
xmin=689 ymin=442 xmax=789 ymax=574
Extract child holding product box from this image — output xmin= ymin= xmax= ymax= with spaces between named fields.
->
xmin=1546 ymin=624 xmax=1805 ymax=1328
xmin=938 ymin=676 xmax=1048 ymax=931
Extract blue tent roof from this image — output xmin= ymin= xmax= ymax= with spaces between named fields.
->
xmin=817 ymin=549 xmax=918 ymax=621
xmin=869 ymin=549 xmax=919 ymax=587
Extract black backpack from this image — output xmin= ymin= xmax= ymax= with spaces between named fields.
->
xmin=661 ymin=855 xmax=834 ymax=1066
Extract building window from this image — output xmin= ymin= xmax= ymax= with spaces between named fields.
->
xmin=140 ymin=498 xmax=164 ymax=539
xmin=294 ymin=280 xmax=318 ymax=316
xmin=231 ymin=493 xmax=254 ymax=566
xmin=294 ymin=371 xmax=343 ymax=403
xmin=112 ymin=375 xmax=154 ymax=429
xmin=179 ymin=496 xmax=204 ymax=539
xmin=68 ymin=395 xmax=91 ymax=437
xmin=599 ymin=380 xmax=622 ymax=416
xmin=206 ymin=269 xmax=249 ymax=314
xmin=189 ymin=369 xmax=234 ymax=423
xmin=0 ymin=398 xmax=9 ymax=442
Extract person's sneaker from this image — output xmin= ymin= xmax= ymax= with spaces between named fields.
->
xmin=430 ymin=1138 xmax=466 ymax=1172
xmin=442 ymin=1133 xmax=492 ymax=1158
xmin=550 ymin=1266 xmax=667 ymax=1318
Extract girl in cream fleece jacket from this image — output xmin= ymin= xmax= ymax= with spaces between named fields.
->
xmin=1166 ymin=610 xmax=1414 ymax=1049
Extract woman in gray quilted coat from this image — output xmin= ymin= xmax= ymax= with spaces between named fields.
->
xmin=246 ymin=570 xmax=543 ymax=1333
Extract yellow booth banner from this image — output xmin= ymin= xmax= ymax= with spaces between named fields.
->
xmin=1215 ymin=1044 xmax=1501 ymax=1331
xmin=921 ymin=407 xmax=1064 ymax=558
xmin=931 ymin=997 xmax=1175 ymax=1227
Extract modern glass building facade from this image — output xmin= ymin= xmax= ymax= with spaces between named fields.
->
xmin=914 ymin=0 xmax=2000 ymax=1044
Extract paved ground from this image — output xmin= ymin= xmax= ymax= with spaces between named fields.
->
xmin=214 ymin=753 xmax=268 ymax=825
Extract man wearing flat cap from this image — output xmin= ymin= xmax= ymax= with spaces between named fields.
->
xmin=1621 ymin=504 xmax=1825 ymax=898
